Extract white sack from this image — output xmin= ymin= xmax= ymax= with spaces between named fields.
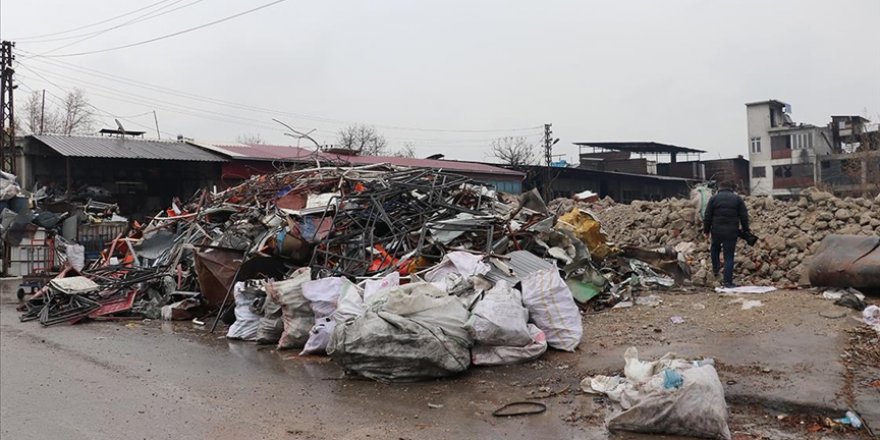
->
xmin=607 ymin=365 xmax=732 ymax=440
xmin=226 ymin=282 xmax=261 ymax=341
xmin=268 ymin=268 xmax=314 ymax=349
xmin=465 ymin=280 xmax=530 ymax=346
xmin=328 ymin=282 xmax=472 ymax=382
xmin=520 ymin=269 xmax=583 ymax=351
xmin=471 ymin=324 xmax=548 ymax=366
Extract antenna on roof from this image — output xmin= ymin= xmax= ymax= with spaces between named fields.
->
xmin=272 ymin=118 xmax=321 ymax=150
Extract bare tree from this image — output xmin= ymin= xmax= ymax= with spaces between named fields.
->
xmin=58 ymin=89 xmax=94 ymax=135
xmin=21 ymin=91 xmax=61 ymax=134
xmin=337 ymin=124 xmax=387 ymax=155
xmin=22 ymin=91 xmax=42 ymax=134
xmin=236 ymin=133 xmax=265 ymax=144
xmin=391 ymin=142 xmax=416 ymax=158
xmin=490 ymin=136 xmax=537 ymax=166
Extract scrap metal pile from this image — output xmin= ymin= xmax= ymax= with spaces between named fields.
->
xmin=18 ymin=164 xmax=692 ymax=381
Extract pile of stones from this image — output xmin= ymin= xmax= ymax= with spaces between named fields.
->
xmin=551 ymin=188 xmax=879 ymax=286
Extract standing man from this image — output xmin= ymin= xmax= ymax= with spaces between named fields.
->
xmin=703 ymin=181 xmax=750 ymax=288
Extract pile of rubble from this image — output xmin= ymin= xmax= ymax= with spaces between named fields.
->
xmin=17 ymin=164 xmax=673 ymax=382
xmin=555 ymin=188 xmax=880 ymax=286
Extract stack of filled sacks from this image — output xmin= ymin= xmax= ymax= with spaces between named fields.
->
xmin=229 ymin=251 xmax=585 ymax=382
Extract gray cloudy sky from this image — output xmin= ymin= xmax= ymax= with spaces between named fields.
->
xmin=2 ymin=0 xmax=879 ymax=162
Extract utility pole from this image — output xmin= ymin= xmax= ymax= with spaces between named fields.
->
xmin=543 ymin=123 xmax=553 ymax=167
xmin=40 ymin=89 xmax=46 ymax=134
xmin=153 ymin=110 xmax=161 ymax=139
xmin=0 ymin=40 xmax=16 ymax=174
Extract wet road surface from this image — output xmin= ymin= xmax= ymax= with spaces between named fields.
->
xmin=1 ymin=295 xmax=678 ymax=440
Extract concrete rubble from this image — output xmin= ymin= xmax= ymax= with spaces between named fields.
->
xmin=551 ymin=187 xmax=880 ymax=287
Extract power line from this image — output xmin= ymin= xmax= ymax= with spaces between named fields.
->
xmin=8 ymin=0 xmax=178 ymax=41
xmin=32 ymin=0 xmax=289 ymax=58
xmin=34 ymin=0 xmax=206 ymax=56
xmin=18 ymin=53 xmax=543 ymax=134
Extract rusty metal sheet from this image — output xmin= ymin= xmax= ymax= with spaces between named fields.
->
xmin=194 ymin=248 xmax=244 ymax=307
xmin=808 ymin=235 xmax=880 ymax=290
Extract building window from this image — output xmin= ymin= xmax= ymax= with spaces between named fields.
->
xmin=752 ymin=166 xmax=766 ymax=178
xmin=750 ymin=137 xmax=761 ymax=153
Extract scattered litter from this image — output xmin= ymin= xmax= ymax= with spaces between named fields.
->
xmin=634 ymin=294 xmax=662 ymax=307
xmin=587 ymin=347 xmax=731 ymax=440
xmin=427 ymin=403 xmax=444 ymax=409
xmin=714 ymin=286 xmax=777 ymax=294
xmin=670 ymin=316 xmax=685 ymax=324
xmin=863 ymin=305 xmax=880 ymax=332
xmin=834 ymin=410 xmax=863 ymax=429
xmin=822 ymin=288 xmax=865 ymax=301
xmin=727 ymin=297 xmax=764 ymax=310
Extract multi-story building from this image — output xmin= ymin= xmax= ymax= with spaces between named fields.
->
xmin=746 ymin=100 xmax=879 ymax=197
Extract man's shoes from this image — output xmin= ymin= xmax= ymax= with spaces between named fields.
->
xmin=722 ymin=282 xmax=738 ymax=289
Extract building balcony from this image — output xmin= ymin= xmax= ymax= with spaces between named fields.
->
xmin=773 ymin=176 xmax=813 ymax=189
xmin=771 ymin=149 xmax=792 ymax=159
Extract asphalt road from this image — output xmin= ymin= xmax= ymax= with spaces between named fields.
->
xmin=3 ymin=279 xmax=873 ymax=440
xmin=1 ymin=289 xmax=625 ymax=440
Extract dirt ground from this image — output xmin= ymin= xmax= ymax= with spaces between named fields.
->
xmin=1 ymin=280 xmax=877 ymax=440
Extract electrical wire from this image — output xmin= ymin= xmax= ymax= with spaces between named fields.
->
xmin=15 ymin=79 xmax=166 ymax=137
xmin=35 ymin=0 xmax=207 ymax=56
xmin=18 ymin=52 xmax=543 ymax=134
xmin=33 ymin=0 xmax=289 ymax=58
xmin=7 ymin=0 xmax=177 ymax=41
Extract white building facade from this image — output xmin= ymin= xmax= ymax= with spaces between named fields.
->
xmin=746 ymin=100 xmax=834 ymax=197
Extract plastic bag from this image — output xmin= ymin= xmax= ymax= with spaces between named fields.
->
xmin=607 ymin=365 xmax=731 ymax=440
xmin=471 ymin=324 xmax=548 ymax=366
xmin=328 ymin=282 xmax=472 ymax=382
xmin=334 ymin=284 xmax=365 ymax=324
xmin=520 ymin=269 xmax=583 ymax=351
xmin=303 ymin=276 xmax=357 ymax=318
xmin=268 ymin=268 xmax=314 ymax=349
xmin=300 ymin=317 xmax=336 ymax=355
xmin=226 ymin=282 xmax=262 ymax=341
xmin=363 ymin=272 xmax=399 ymax=305
xmin=301 ymin=277 xmax=357 ymax=355
xmin=256 ymin=289 xmax=283 ymax=345
xmin=423 ymin=251 xmax=491 ymax=283
xmin=464 ymin=281 xmax=530 ymax=346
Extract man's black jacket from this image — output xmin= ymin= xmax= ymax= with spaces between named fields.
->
xmin=703 ymin=189 xmax=750 ymax=240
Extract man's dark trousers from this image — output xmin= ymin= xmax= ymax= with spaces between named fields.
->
xmin=711 ymin=236 xmax=737 ymax=285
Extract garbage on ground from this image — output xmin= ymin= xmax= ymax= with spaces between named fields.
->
xmin=863 ymin=305 xmax=880 ymax=333
xmin=12 ymin=163 xmax=709 ymax=381
xmin=729 ymin=298 xmax=763 ymax=310
xmin=328 ymin=282 xmax=473 ymax=382
xmin=834 ymin=410 xmax=863 ymax=429
xmin=582 ymin=347 xmax=731 ymax=440
xmin=714 ymin=286 xmax=777 ymax=294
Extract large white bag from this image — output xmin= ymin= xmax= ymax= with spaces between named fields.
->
xmin=464 ymin=281 xmax=531 ymax=346
xmin=226 ymin=282 xmax=261 ymax=341
xmin=328 ymin=282 xmax=472 ymax=382
xmin=607 ymin=365 xmax=731 ymax=440
xmin=300 ymin=277 xmax=358 ymax=355
xmin=520 ymin=269 xmax=583 ymax=351
xmin=471 ymin=324 xmax=548 ymax=366
xmin=267 ymin=268 xmax=314 ymax=350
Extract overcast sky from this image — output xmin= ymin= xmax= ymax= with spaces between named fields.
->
xmin=2 ymin=0 xmax=879 ymax=163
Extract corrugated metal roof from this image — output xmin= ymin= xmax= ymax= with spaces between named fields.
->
xmin=32 ymin=135 xmax=227 ymax=162
xmin=195 ymin=142 xmax=523 ymax=177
